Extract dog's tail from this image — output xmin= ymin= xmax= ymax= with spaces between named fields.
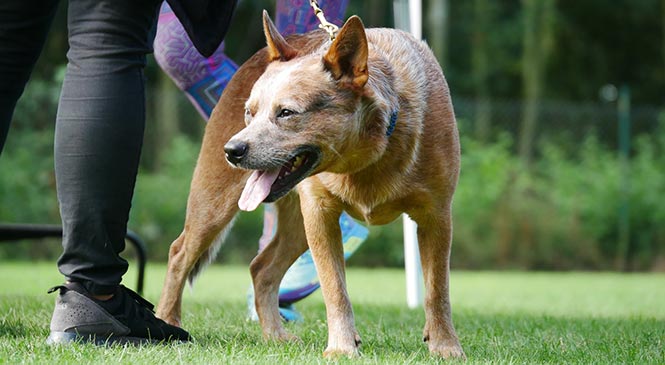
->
xmin=187 ymin=216 xmax=237 ymax=286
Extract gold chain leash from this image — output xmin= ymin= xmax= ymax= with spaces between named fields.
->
xmin=309 ymin=0 xmax=339 ymax=41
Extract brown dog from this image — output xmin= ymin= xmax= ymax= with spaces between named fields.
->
xmin=156 ymin=11 xmax=463 ymax=359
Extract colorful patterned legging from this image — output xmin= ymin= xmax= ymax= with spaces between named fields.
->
xmin=154 ymin=0 xmax=349 ymax=118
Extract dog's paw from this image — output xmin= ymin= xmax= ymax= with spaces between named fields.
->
xmin=423 ymin=330 xmax=465 ymax=359
xmin=322 ymin=346 xmax=360 ymax=359
xmin=266 ymin=330 xmax=302 ymax=343
xmin=280 ymin=332 xmax=303 ymax=343
xmin=322 ymin=333 xmax=361 ymax=358
xmin=156 ymin=312 xmax=182 ymax=328
xmin=428 ymin=343 xmax=466 ymax=360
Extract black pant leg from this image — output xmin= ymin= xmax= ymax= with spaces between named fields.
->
xmin=55 ymin=0 xmax=161 ymax=295
xmin=0 ymin=0 xmax=59 ymax=154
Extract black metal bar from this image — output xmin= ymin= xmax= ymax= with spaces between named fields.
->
xmin=124 ymin=229 xmax=147 ymax=294
xmin=0 ymin=223 xmax=147 ymax=294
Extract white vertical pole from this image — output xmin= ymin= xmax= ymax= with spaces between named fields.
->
xmin=394 ymin=0 xmax=424 ymax=309
xmin=408 ymin=0 xmax=422 ymax=39
xmin=403 ymin=215 xmax=422 ymax=308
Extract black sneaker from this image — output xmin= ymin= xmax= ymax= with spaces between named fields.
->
xmin=46 ymin=282 xmax=191 ymax=345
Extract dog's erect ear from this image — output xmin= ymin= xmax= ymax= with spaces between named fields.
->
xmin=263 ymin=10 xmax=298 ymax=62
xmin=323 ymin=16 xmax=369 ymax=90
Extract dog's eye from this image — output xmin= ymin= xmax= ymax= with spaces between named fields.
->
xmin=277 ymin=109 xmax=296 ymax=119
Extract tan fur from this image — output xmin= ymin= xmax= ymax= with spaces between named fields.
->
xmin=157 ymin=12 xmax=464 ymax=359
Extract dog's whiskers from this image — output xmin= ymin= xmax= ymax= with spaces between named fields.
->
xmin=267 ymin=154 xmax=291 ymax=166
xmin=328 ymin=145 xmax=344 ymax=161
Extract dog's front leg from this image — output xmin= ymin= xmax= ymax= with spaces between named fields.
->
xmin=156 ymin=161 xmax=245 ymax=327
xmin=156 ymin=200 xmax=239 ymax=327
xmin=412 ymin=205 xmax=465 ymax=359
xmin=250 ymin=193 xmax=308 ymax=342
xmin=299 ymin=181 xmax=361 ymax=358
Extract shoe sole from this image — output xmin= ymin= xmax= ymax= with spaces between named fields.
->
xmin=46 ymin=332 xmax=188 ymax=346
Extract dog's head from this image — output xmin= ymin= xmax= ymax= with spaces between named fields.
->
xmin=225 ymin=11 xmax=371 ymax=211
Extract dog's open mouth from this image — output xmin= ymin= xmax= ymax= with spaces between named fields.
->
xmin=238 ymin=146 xmax=321 ymax=211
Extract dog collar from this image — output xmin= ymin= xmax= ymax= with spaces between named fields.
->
xmin=386 ymin=110 xmax=398 ymax=137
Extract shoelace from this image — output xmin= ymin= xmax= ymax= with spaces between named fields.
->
xmin=47 ymin=285 xmax=65 ymax=294
xmin=119 ymin=285 xmax=155 ymax=312
xmin=116 ymin=285 xmax=167 ymax=326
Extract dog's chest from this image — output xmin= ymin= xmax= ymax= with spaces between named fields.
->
xmin=345 ymin=202 xmax=404 ymax=226
xmin=317 ymin=173 xmax=404 ymax=225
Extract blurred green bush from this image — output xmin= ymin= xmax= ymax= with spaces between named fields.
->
xmin=2 ymin=121 xmax=663 ymax=270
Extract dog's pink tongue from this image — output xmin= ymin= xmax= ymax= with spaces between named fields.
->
xmin=238 ymin=170 xmax=280 ymax=211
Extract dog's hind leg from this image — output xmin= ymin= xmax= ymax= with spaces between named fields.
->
xmin=250 ymin=192 xmax=308 ymax=341
xmin=412 ymin=204 xmax=465 ymax=359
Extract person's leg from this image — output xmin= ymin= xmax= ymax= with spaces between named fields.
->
xmin=154 ymin=2 xmax=238 ymax=120
xmin=275 ymin=0 xmax=349 ymax=36
xmin=0 ymin=0 xmax=59 ymax=155
xmin=154 ymin=0 xmax=349 ymax=122
xmin=49 ymin=0 xmax=189 ymax=344
xmin=55 ymin=0 xmax=161 ymax=294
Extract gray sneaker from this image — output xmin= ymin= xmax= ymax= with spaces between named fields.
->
xmin=46 ymin=282 xmax=190 ymax=345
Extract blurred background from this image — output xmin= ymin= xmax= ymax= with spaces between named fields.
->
xmin=0 ymin=0 xmax=663 ymax=272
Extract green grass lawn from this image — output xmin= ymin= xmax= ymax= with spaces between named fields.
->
xmin=0 ymin=262 xmax=663 ymax=364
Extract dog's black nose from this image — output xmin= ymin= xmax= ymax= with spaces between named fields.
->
xmin=224 ymin=140 xmax=248 ymax=165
